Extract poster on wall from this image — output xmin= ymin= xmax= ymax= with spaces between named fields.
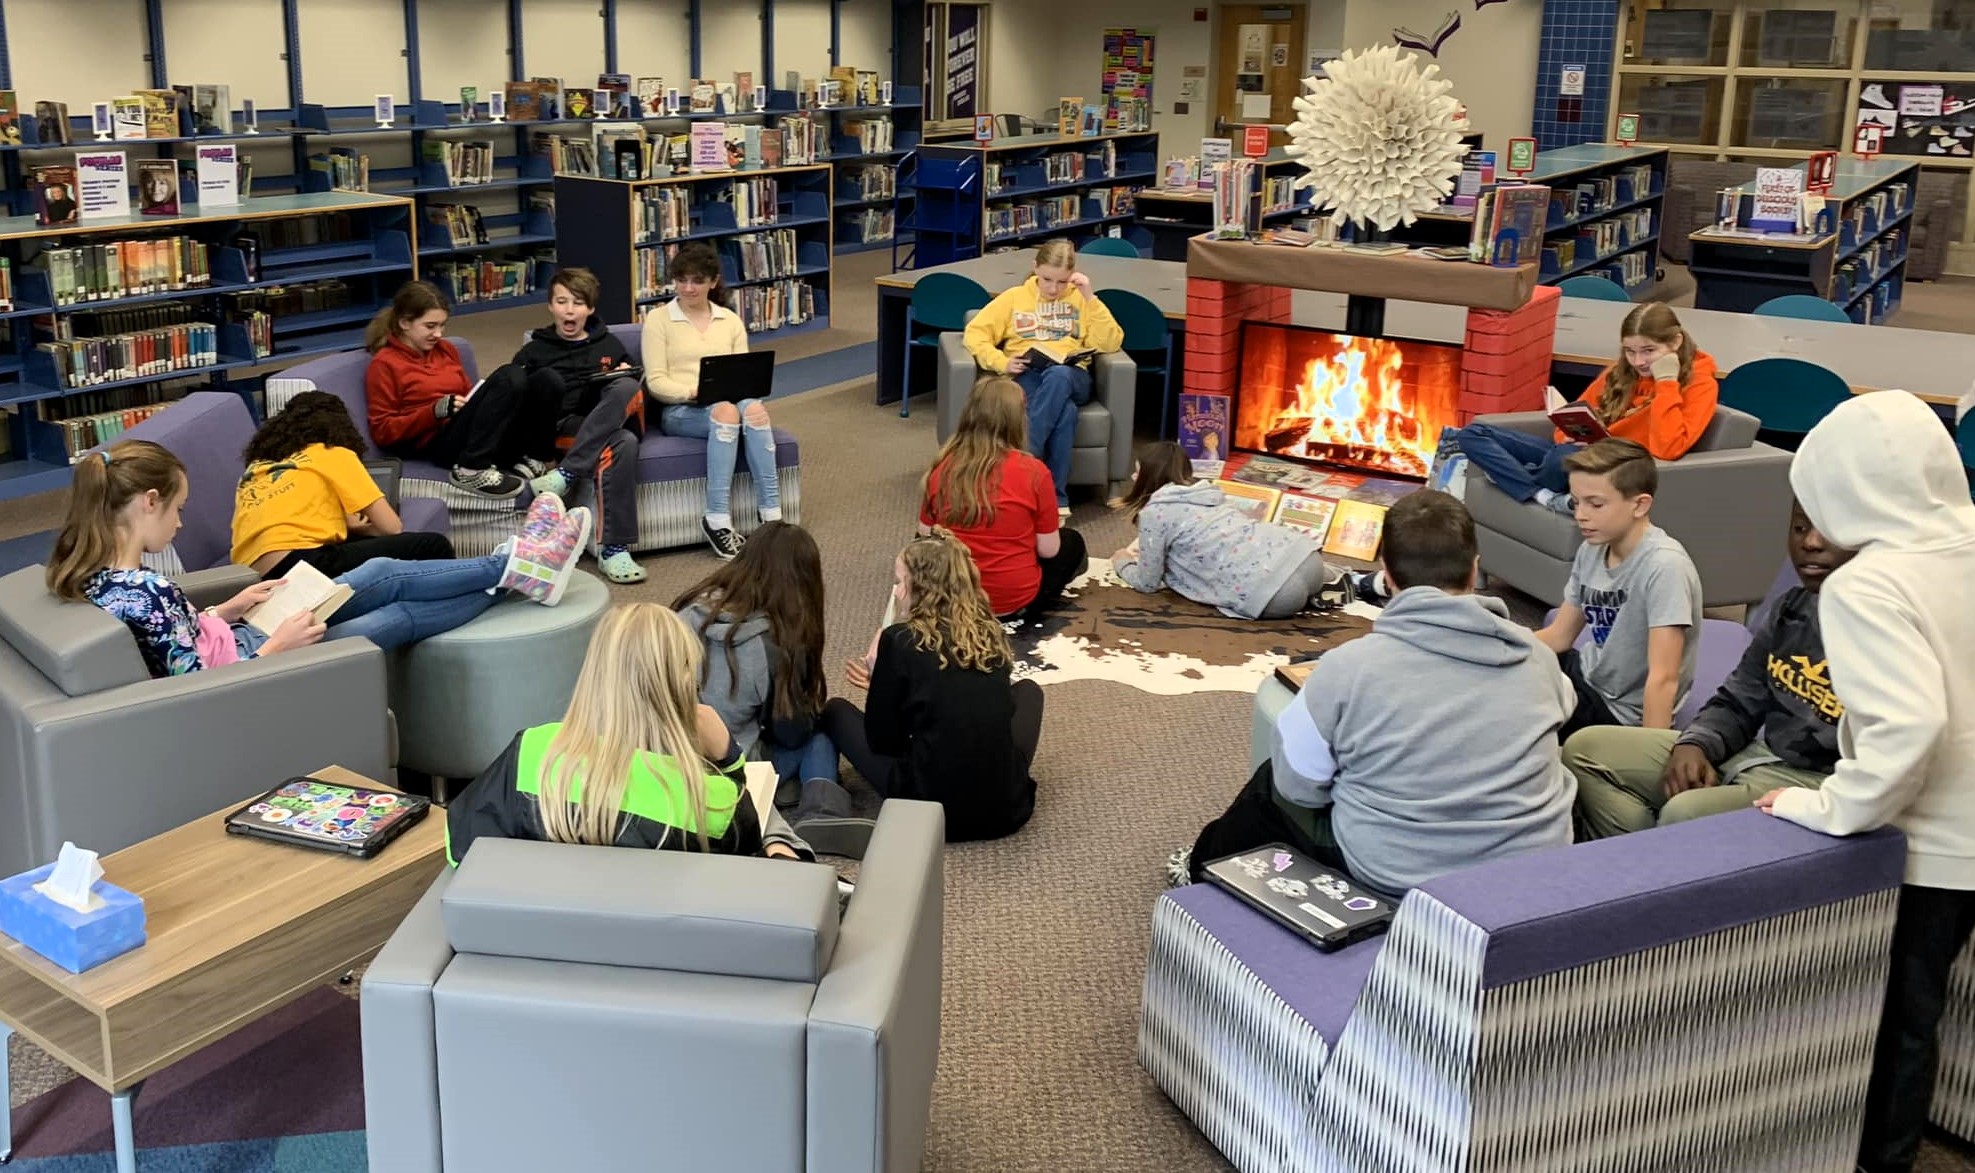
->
xmin=1102 ymin=28 xmax=1156 ymax=131
xmin=944 ymin=4 xmax=983 ymax=123
xmin=1855 ymin=80 xmax=1975 ymax=157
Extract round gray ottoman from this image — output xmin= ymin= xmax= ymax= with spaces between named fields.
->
xmin=387 ymin=570 xmax=611 ymax=780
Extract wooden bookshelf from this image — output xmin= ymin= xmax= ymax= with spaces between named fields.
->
xmin=910 ymin=130 xmax=1159 ymax=265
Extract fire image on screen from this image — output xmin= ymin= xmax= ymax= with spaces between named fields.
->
xmin=1233 ymin=323 xmax=1463 ymax=478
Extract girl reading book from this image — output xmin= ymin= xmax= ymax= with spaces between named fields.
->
xmin=1449 ymin=302 xmax=1719 ymax=513
xmin=642 ymin=242 xmax=787 ymax=562
xmin=363 ymin=281 xmax=562 ymax=500
xmin=825 ymin=531 xmax=1042 ymax=844
xmin=445 ymin=602 xmax=814 ymax=865
xmin=233 ymin=391 xmax=455 ymax=578
xmin=1112 ymin=442 xmax=1342 ymax=619
xmin=960 ymin=240 xmax=1125 ymax=514
xmin=48 ymin=440 xmax=591 ymax=678
xmin=920 ymin=377 xmax=1087 ymax=621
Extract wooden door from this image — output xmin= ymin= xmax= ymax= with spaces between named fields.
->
xmin=1215 ymin=4 xmax=1307 ymax=148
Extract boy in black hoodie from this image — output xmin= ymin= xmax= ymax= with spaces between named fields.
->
xmin=1566 ymin=500 xmax=1853 ymax=837
xmin=512 ymin=267 xmax=648 ymax=583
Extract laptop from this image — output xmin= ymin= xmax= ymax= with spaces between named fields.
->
xmin=224 ymin=777 xmax=431 ymax=859
xmin=1201 ymin=844 xmax=1396 ymax=951
xmin=697 ymin=352 xmax=776 ymax=405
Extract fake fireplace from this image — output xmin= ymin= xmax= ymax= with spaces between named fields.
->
xmin=1232 ymin=323 xmax=1463 ymax=479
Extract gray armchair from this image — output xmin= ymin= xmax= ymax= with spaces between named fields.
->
xmin=1464 ymin=405 xmax=1794 ymax=608
xmin=361 ymin=799 xmax=945 ymax=1173
xmin=0 ymin=564 xmax=392 ymax=877
xmin=935 ymin=332 xmax=1137 ymax=494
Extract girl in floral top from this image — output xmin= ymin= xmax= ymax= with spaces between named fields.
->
xmin=46 ymin=440 xmax=593 ymax=677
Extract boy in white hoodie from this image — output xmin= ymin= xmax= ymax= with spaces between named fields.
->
xmin=1756 ymin=390 xmax=1975 ymax=1173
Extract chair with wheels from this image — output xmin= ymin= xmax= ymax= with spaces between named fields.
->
xmin=901 ymin=273 xmax=991 ymax=419
xmin=1080 ymin=237 xmax=1140 ymax=258
xmin=1717 ymin=357 xmax=1853 ymax=450
xmin=1754 ymin=294 xmax=1852 ymax=323
xmin=1557 ymin=275 xmax=1631 ymax=302
xmin=1096 ymin=287 xmax=1175 ymax=436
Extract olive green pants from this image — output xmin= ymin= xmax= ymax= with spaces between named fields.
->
xmin=1565 ymin=727 xmax=1827 ymax=841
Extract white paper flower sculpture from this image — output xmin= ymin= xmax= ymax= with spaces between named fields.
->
xmin=1285 ymin=45 xmax=1470 ymax=232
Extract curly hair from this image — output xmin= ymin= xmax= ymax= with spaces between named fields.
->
xmin=243 ymin=391 xmax=368 ymax=465
xmin=899 ymin=530 xmax=1010 ymax=673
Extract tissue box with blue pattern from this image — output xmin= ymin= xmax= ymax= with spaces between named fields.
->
xmin=0 ymin=865 xmax=146 ymax=973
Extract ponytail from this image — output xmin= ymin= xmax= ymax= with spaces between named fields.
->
xmin=47 ymin=440 xmax=186 ymax=600
xmin=365 ymin=280 xmax=450 ymax=353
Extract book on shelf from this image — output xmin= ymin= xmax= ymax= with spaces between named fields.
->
xmin=111 ymin=97 xmax=146 ymax=141
xmin=422 ymin=139 xmax=495 ymax=186
xmin=307 ymin=148 xmax=369 ymax=192
xmin=723 ymin=124 xmax=748 ymax=169
xmin=533 ymin=132 xmax=597 ymax=176
xmin=634 ymin=77 xmax=665 ymax=117
xmin=1544 ymin=386 xmax=1608 ymax=443
xmin=1322 ymin=499 xmax=1388 ymax=561
xmin=76 ymin=151 xmax=131 ymax=220
xmin=530 ymin=77 xmax=565 ymax=120
xmin=689 ymin=80 xmax=717 ymax=114
xmin=1080 ymin=104 xmax=1103 ymax=137
xmin=38 ymin=236 xmax=213 ymax=303
xmin=828 ymin=66 xmax=857 ymax=102
xmin=33 ymin=100 xmax=70 ymax=144
xmin=759 ymin=128 xmax=785 ymax=169
xmin=856 ymin=70 xmax=881 ymax=107
xmin=1058 ymin=97 xmax=1082 ymax=137
xmin=0 ymin=91 xmax=22 ymax=145
xmin=565 ymin=87 xmax=596 ymax=120
xmin=1468 ymin=183 xmax=1550 ymax=266
xmin=1214 ymin=479 xmax=1282 ymax=523
xmin=735 ymin=72 xmax=756 ymax=112
xmin=245 ymin=560 xmax=353 ymax=636
xmin=596 ymin=74 xmax=632 ymax=118
xmin=190 ymin=84 xmax=231 ymax=134
xmin=592 ymin=122 xmax=647 ymax=179
xmin=505 ymin=81 xmax=544 ymax=122
xmin=137 ymin=90 xmax=181 ymax=139
xmin=32 ymin=165 xmax=79 ymax=227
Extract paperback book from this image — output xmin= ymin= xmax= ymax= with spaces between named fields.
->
xmin=244 ymin=560 xmax=352 ymax=635
xmin=1544 ymin=385 xmax=1608 ymax=443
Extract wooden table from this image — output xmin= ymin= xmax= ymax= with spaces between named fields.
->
xmin=873 ymin=253 xmax=1185 ymax=405
xmin=0 ymin=767 xmax=445 ymax=1173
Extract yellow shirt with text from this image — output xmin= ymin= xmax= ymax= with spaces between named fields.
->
xmin=231 ymin=443 xmax=382 ymax=568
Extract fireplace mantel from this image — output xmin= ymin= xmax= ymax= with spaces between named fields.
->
xmin=1186 ymin=238 xmax=1540 ymax=312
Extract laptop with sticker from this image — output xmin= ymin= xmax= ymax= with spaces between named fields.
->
xmin=223 ymin=777 xmax=431 ymax=859
xmin=1201 ymin=843 xmax=1396 ymax=951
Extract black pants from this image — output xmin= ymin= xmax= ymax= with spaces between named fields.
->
xmin=419 ymin=362 xmax=561 ymax=472
xmin=261 ymin=530 xmax=456 ymax=580
xmin=1188 ymin=760 xmax=1358 ymax=885
xmin=1557 ymin=647 xmax=1620 ymax=741
xmin=1858 ymin=885 xmax=1975 ymax=1172
xmin=554 ymin=373 xmax=644 ymax=549
xmin=1005 ymin=527 xmax=1089 ymax=621
xmin=821 ymin=684 xmax=1045 ymax=798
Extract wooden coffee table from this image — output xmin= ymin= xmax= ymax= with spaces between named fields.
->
xmin=0 ymin=766 xmax=444 ymax=1172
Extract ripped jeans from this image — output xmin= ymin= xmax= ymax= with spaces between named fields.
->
xmin=658 ymin=400 xmax=781 ymax=519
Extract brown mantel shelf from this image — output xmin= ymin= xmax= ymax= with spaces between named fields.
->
xmin=1186 ymin=237 xmax=1540 ymax=312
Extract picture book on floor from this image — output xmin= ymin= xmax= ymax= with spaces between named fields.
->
xmin=1545 ymin=385 xmax=1608 ymax=443
xmin=1344 ymin=477 xmax=1419 ymax=508
xmin=1230 ymin=454 xmax=1309 ymax=488
xmin=1215 ymin=479 xmax=1282 ymax=523
xmin=1177 ymin=394 xmax=1230 ymax=476
xmin=245 ymin=560 xmax=353 ymax=635
xmin=1272 ymin=493 xmax=1338 ymax=542
xmin=1323 ymin=499 xmax=1389 ymax=562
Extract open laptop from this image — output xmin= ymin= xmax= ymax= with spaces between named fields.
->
xmin=697 ymin=352 xmax=776 ymax=405
xmin=1201 ymin=844 xmax=1396 ymax=951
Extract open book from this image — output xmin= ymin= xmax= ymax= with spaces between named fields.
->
xmin=741 ymin=760 xmax=779 ymax=832
xmin=1545 ymin=385 xmax=1609 ymax=444
xmin=1020 ymin=343 xmax=1096 ymax=369
xmin=245 ymin=560 xmax=353 ymax=635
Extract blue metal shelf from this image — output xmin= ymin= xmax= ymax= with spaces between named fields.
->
xmin=637 ymin=214 xmax=831 ymax=247
xmin=418 ymin=231 xmax=557 ymax=257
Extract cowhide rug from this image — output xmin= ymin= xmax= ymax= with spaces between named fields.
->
xmin=1007 ymin=559 xmax=1379 ymax=696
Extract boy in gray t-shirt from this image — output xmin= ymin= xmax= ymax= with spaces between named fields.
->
xmin=1536 ymin=439 xmax=1704 ymax=737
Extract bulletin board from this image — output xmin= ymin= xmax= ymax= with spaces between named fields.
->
xmin=1102 ymin=28 xmax=1156 ymax=131
xmin=1854 ymin=80 xmax=1975 ymax=158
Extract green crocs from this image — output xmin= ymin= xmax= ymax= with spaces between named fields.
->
xmin=597 ymin=548 xmax=647 ymax=584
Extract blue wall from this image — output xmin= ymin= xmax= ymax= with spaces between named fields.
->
xmin=1532 ymin=0 xmax=1618 ymax=150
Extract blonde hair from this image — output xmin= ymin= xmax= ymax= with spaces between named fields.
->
xmin=47 ymin=441 xmax=185 ymax=601
xmin=900 ymin=531 xmax=1011 ymax=672
xmin=1033 ymin=239 xmax=1077 ymax=272
xmin=364 ymin=280 xmax=449 ymax=353
xmin=535 ymin=603 xmax=731 ymax=850
xmin=922 ymin=377 xmax=1029 ymax=528
xmin=1599 ymin=302 xmax=1695 ymax=428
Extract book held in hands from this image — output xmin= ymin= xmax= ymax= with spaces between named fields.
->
xmin=246 ymin=560 xmax=353 ymax=635
xmin=1544 ymin=385 xmax=1608 ymax=443
xmin=1020 ymin=343 xmax=1096 ymax=369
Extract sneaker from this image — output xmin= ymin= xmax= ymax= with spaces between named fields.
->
xmin=1348 ymin=570 xmax=1391 ymax=605
xmin=513 ymin=456 xmax=554 ymax=481
xmin=1539 ymin=491 xmax=1576 ymax=516
xmin=1058 ymin=505 xmax=1072 ymax=521
xmin=451 ymin=466 xmax=525 ymax=499
xmin=702 ymin=517 xmax=745 ymax=561
xmin=791 ymin=779 xmax=877 ymax=859
xmin=1165 ymin=845 xmax=1194 ymax=889
xmin=502 ymin=505 xmax=592 ymax=605
xmin=1308 ymin=569 xmax=1354 ymax=612
xmin=596 ymin=546 xmax=647 ymax=584
xmin=520 ymin=491 xmax=566 ymax=543
xmin=528 ymin=468 xmax=572 ymax=500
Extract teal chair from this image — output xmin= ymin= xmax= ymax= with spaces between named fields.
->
xmin=1096 ymin=287 xmax=1174 ymax=435
xmin=1718 ymin=357 xmax=1853 ymax=450
xmin=1081 ymin=237 xmax=1140 ymax=258
xmin=1755 ymin=295 xmax=1851 ymax=323
xmin=1958 ymin=411 xmax=1975 ymax=500
xmin=903 ymin=273 xmax=991 ymax=418
xmin=1558 ymin=275 xmax=1631 ymax=302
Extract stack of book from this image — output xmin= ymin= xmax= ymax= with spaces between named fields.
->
xmin=726 ymin=228 xmax=802 ymax=282
xmin=733 ymin=280 xmax=814 ymax=333
xmin=421 ymin=140 xmax=495 ymax=186
xmin=39 ymin=238 xmax=213 ymax=305
xmin=533 ymin=133 xmax=597 ymax=176
xmin=729 ymin=176 xmax=781 ymax=226
xmin=635 ymin=187 xmax=691 ymax=242
xmin=842 ymin=117 xmax=893 ymax=154
xmin=40 ymin=399 xmax=172 ymax=460
xmin=425 ymin=203 xmax=490 ymax=248
xmin=307 ymin=149 xmax=369 ymax=192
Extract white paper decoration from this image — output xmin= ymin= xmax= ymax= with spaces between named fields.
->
xmin=1284 ymin=46 xmax=1470 ymax=231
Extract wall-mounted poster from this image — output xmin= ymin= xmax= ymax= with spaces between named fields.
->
xmin=923 ymin=2 xmax=990 ymax=132
xmin=1102 ymin=28 xmax=1156 ymax=132
xmin=1855 ymin=79 xmax=1975 ymax=158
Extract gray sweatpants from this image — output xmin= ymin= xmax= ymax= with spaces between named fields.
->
xmin=1256 ymin=550 xmax=1332 ymax=619
xmin=556 ymin=374 xmax=642 ymax=549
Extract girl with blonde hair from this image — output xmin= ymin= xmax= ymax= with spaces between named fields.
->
xmin=920 ymin=376 xmax=1087 ymax=621
xmin=446 ymin=601 xmax=812 ymax=863
xmin=960 ymin=239 xmax=1124 ymax=513
xmin=819 ymin=531 xmax=1042 ymax=844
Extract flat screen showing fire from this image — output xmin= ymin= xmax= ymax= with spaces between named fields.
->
xmin=1232 ymin=323 xmax=1463 ymax=478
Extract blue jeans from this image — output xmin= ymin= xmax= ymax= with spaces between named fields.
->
xmin=1015 ymin=365 xmax=1091 ymax=508
xmin=769 ymin=730 xmax=839 ymax=785
xmin=659 ymin=400 xmax=781 ymax=520
xmin=323 ymin=553 xmax=504 ymax=651
xmin=1453 ymin=422 xmax=1582 ymax=503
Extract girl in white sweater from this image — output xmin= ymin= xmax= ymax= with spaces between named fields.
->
xmin=642 ymin=242 xmax=783 ymax=561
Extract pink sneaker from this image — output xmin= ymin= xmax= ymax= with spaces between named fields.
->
xmin=520 ymin=491 xmax=566 ymax=544
xmin=501 ymin=505 xmax=592 ymax=605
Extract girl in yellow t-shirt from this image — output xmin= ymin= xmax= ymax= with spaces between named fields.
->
xmin=232 ymin=391 xmax=456 ymax=579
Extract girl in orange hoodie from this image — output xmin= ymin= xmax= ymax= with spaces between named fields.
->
xmin=1451 ymin=302 xmax=1719 ymax=513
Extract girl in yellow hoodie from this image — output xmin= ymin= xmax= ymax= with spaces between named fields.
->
xmin=962 ymin=240 xmax=1125 ymax=515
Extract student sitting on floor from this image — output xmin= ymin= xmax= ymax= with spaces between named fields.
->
xmin=233 ymin=390 xmax=455 ymax=579
xmin=446 ymin=601 xmax=814 ymax=865
xmin=1112 ymin=441 xmax=1340 ymax=619
xmin=510 ymin=267 xmax=649 ymax=584
xmin=49 ymin=441 xmax=589 ymax=678
xmin=823 ymin=530 xmax=1043 ymax=846
xmin=1568 ymin=499 xmax=1851 ymax=838
xmin=921 ymin=376 xmax=1087 ymax=622
xmin=1534 ymin=438 xmax=1703 ymax=739
xmin=1179 ymin=490 xmax=1574 ymax=894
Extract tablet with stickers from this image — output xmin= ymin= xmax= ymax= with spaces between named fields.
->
xmin=1201 ymin=843 xmax=1395 ymax=951
xmin=223 ymin=777 xmax=431 ymax=859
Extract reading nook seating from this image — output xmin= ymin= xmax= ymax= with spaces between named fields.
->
xmin=1463 ymin=405 xmax=1792 ymax=608
xmin=0 ymin=564 xmax=393 ymax=878
xmin=933 ymin=330 xmax=1138 ymax=493
xmin=278 ymin=328 xmax=802 ymax=559
xmin=362 ymin=800 xmax=945 ymax=1173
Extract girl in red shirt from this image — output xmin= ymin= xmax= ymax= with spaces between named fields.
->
xmin=363 ymin=281 xmax=561 ymax=499
xmin=920 ymin=378 xmax=1088 ymax=621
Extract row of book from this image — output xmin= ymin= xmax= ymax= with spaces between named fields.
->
xmin=1843 ymin=182 xmax=1912 ymax=245
xmin=841 ymin=117 xmax=893 ymax=154
xmin=726 ymin=229 xmax=806 ymax=282
xmin=430 ymin=258 xmax=546 ymax=304
xmin=1089 ymin=185 xmax=1137 ymax=216
xmin=842 ymin=208 xmax=896 ymax=243
xmin=308 ymin=150 xmax=370 ymax=193
xmin=231 ymin=310 xmax=273 ymax=359
xmin=534 ymin=134 xmax=598 ymax=177
xmin=729 ymin=177 xmax=782 ymax=227
xmin=636 ymin=188 xmax=692 ymax=242
xmin=1213 ymin=159 xmax=1261 ymax=240
xmin=1549 ymin=163 xmax=1657 ymax=227
xmin=636 ymin=244 xmax=680 ymax=301
xmin=1043 ymin=151 xmax=1087 ymax=184
xmin=1835 ymin=230 xmax=1906 ymax=303
xmin=223 ymin=278 xmax=353 ymax=321
xmin=41 ymin=402 xmax=172 ymax=461
xmin=259 ymin=214 xmax=358 ymax=251
xmin=511 ymin=66 xmax=885 ymax=123
xmin=985 ymin=195 xmax=1081 ymax=241
xmin=426 ymin=203 xmax=491 ymax=248
xmin=38 ymin=322 xmax=222 ymax=389
xmin=844 ymin=164 xmax=897 ymax=200
xmin=1261 ymin=174 xmax=1298 ymax=215
xmin=420 ymin=140 xmax=497 ymax=186
xmin=39 ymin=238 xmax=216 ymax=306
xmin=732 ymin=279 xmax=817 ymax=333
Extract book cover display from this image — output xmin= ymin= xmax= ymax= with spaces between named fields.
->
xmin=1177 ymin=393 xmax=1230 ymax=476
xmin=1214 ymin=479 xmax=1282 ymax=523
xmin=1323 ymin=499 xmax=1389 ymax=561
xmin=32 ymin=165 xmax=79 ymax=226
